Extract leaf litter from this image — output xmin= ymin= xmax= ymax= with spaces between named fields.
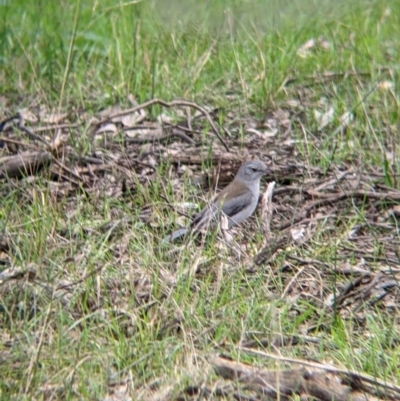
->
xmin=1 ymin=93 xmax=400 ymax=400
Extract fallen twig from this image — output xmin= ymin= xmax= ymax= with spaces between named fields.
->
xmin=238 ymin=347 xmax=400 ymax=397
xmin=95 ymin=98 xmax=230 ymax=152
xmin=260 ymin=181 xmax=276 ymax=240
xmin=0 ymin=152 xmax=52 ymax=179
xmin=17 ymin=112 xmax=51 ymax=148
xmin=124 ymin=127 xmax=196 ymax=145
xmin=307 ymin=189 xmax=400 ymax=202
xmin=32 ymin=122 xmax=81 ymax=132
xmin=212 ymin=356 xmax=350 ymax=401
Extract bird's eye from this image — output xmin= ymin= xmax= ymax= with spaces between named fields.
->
xmin=251 ymin=168 xmax=257 ymax=172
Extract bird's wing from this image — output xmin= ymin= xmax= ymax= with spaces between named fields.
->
xmin=220 ymin=189 xmax=254 ymax=218
xmin=190 ymin=183 xmax=253 ymax=231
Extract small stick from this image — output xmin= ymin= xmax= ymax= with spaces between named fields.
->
xmin=260 ymin=181 xmax=276 ymax=241
xmin=95 ymin=98 xmax=229 ymax=152
xmin=17 ymin=113 xmax=51 ymax=148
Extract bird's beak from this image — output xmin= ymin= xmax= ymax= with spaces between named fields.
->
xmin=262 ymin=166 xmax=271 ymax=175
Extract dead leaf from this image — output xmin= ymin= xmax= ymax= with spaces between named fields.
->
xmin=384 ymin=205 xmax=400 ymax=219
xmin=297 ymin=38 xmax=316 ymax=58
xmin=314 ymin=106 xmax=334 ymax=129
xmin=339 ymin=111 xmax=354 ymax=128
xmin=291 ymin=227 xmax=306 ymax=242
xmin=121 ymin=111 xmax=146 ymax=127
xmin=41 ymin=112 xmax=68 ymax=124
xmin=96 ymin=123 xmax=118 ymax=135
xmin=246 ymin=127 xmax=278 ymax=138
xmin=317 ymin=36 xmax=331 ymax=50
xmin=157 ymin=113 xmax=174 ymax=124
xmin=377 ymin=81 xmax=394 ymax=90
xmin=97 ymin=104 xmax=123 ymax=119
xmin=18 ymin=108 xmax=38 ymax=123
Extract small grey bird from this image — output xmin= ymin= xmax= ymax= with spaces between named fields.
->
xmin=164 ymin=160 xmax=270 ymax=242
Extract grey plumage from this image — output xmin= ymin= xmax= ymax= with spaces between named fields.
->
xmin=164 ymin=160 xmax=270 ymax=242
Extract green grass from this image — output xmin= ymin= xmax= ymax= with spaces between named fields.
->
xmin=1 ymin=0 xmax=400 ymax=399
